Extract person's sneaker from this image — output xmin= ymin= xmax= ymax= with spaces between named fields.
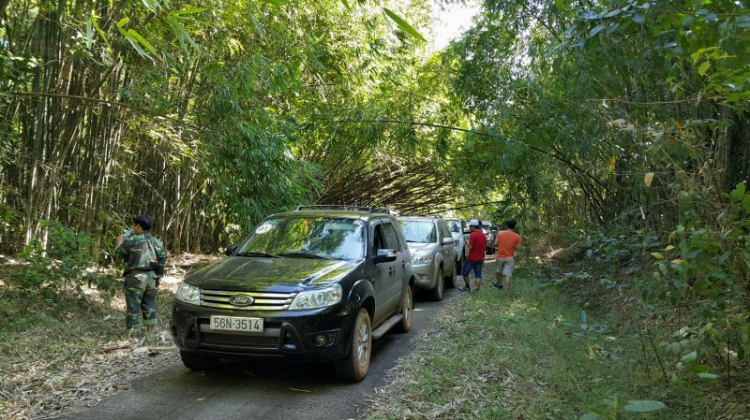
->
xmin=492 ymin=283 xmax=503 ymax=290
xmin=458 ymin=285 xmax=471 ymax=292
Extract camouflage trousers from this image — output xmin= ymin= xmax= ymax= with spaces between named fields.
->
xmin=124 ymin=271 xmax=158 ymax=330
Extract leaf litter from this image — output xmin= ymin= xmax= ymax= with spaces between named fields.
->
xmin=0 ymin=254 xmax=219 ymax=420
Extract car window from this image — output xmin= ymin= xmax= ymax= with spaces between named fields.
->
xmin=381 ymin=223 xmax=401 ymax=252
xmin=239 ymin=217 xmax=365 ymax=260
xmin=439 ymin=221 xmax=452 ymax=239
xmin=373 ymin=224 xmax=386 ymax=254
xmin=447 ymin=220 xmax=462 ymax=234
xmin=399 ymin=220 xmax=437 ymax=244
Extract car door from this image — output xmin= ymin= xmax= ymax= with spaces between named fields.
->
xmin=370 ymin=220 xmax=398 ymax=324
xmin=380 ymin=221 xmax=405 ymax=310
xmin=437 ymin=220 xmax=454 ymax=272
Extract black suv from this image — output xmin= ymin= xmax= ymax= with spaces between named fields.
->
xmin=171 ymin=206 xmax=415 ymax=381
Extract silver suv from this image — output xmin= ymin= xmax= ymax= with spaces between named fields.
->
xmin=397 ymin=216 xmax=456 ymax=301
xmin=444 ymin=218 xmax=467 ymax=269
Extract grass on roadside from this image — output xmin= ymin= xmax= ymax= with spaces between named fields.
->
xmin=364 ymin=267 xmax=720 ymax=420
xmin=0 ymin=278 xmax=180 ymax=420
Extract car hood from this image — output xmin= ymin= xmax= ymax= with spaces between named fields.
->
xmin=407 ymin=242 xmax=438 ymax=255
xmin=184 ymin=257 xmax=362 ymax=291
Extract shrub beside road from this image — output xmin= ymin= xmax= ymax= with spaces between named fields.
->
xmin=364 ymin=265 xmax=723 ymax=420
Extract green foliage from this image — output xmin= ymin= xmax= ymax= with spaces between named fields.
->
xmin=581 ymin=397 xmax=667 ymax=419
xmin=584 ymin=228 xmax=660 ymax=267
xmin=16 ymin=221 xmax=111 ymax=296
xmin=647 ymin=183 xmax=750 ymax=361
xmin=440 ymin=0 xmax=750 ymax=232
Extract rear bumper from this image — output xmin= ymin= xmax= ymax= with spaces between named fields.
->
xmin=170 ymin=301 xmax=351 ymax=362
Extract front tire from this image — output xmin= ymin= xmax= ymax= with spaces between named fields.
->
xmin=395 ymin=285 xmax=413 ymax=333
xmin=180 ymin=350 xmax=220 ymax=371
xmin=335 ymin=308 xmax=372 ymax=382
xmin=428 ymin=267 xmax=445 ymax=301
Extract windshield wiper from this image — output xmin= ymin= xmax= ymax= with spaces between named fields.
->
xmin=278 ymin=252 xmax=331 ymax=260
xmin=236 ymin=251 xmax=279 ymax=258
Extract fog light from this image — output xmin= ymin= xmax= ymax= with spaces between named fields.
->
xmin=315 ymin=334 xmax=328 ymax=346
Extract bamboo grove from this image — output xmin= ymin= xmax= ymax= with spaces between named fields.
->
xmin=445 ymin=0 xmax=750 ymax=371
xmin=0 ymin=0 xmax=453 ymax=258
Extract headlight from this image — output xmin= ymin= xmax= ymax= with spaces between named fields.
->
xmin=176 ymin=282 xmax=201 ymax=305
xmin=412 ymin=254 xmax=435 ymax=265
xmin=289 ymin=284 xmax=342 ymax=310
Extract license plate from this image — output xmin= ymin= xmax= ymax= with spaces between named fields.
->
xmin=209 ymin=316 xmax=264 ymax=332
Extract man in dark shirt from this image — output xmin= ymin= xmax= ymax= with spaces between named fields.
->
xmin=458 ymin=220 xmax=487 ymax=292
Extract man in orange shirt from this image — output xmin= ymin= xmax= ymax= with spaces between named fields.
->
xmin=493 ymin=220 xmax=522 ymax=291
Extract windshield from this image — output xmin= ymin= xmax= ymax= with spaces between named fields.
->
xmin=238 ymin=217 xmax=365 ymax=260
xmin=447 ymin=220 xmax=462 ymax=234
xmin=399 ymin=220 xmax=437 ymax=244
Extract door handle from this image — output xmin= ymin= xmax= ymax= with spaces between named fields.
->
xmin=401 ymin=260 xmax=406 ymax=268
xmin=388 ymin=267 xmax=395 ymax=276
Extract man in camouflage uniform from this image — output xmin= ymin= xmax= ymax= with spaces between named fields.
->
xmin=115 ymin=215 xmax=166 ymax=332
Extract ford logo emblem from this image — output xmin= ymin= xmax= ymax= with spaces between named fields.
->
xmin=229 ymin=295 xmax=255 ymax=307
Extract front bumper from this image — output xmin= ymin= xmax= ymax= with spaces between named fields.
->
xmin=411 ymin=262 xmax=437 ymax=290
xmin=170 ymin=301 xmax=351 ymax=362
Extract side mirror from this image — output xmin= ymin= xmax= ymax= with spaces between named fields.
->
xmin=463 ymin=228 xmax=470 ymax=234
xmin=441 ymin=237 xmax=454 ymax=245
xmin=225 ymin=245 xmax=238 ymax=256
xmin=375 ymin=249 xmax=398 ymax=264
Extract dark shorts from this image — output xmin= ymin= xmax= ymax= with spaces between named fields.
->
xmin=461 ymin=260 xmax=483 ymax=279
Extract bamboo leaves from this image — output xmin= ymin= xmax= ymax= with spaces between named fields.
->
xmin=166 ymin=15 xmax=200 ymax=56
xmin=117 ymin=18 xmax=157 ymax=58
xmin=383 ymin=8 xmax=426 ymax=42
xmin=169 ymin=7 xmax=207 ymax=16
xmin=90 ymin=15 xmax=110 ymax=48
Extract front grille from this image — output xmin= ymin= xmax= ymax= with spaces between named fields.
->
xmin=200 ymin=290 xmax=297 ymax=311
xmin=202 ymin=333 xmax=280 ymax=348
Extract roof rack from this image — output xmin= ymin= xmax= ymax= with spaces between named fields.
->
xmin=397 ymin=214 xmax=440 ymax=219
xmin=295 ymin=205 xmax=392 ymax=214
